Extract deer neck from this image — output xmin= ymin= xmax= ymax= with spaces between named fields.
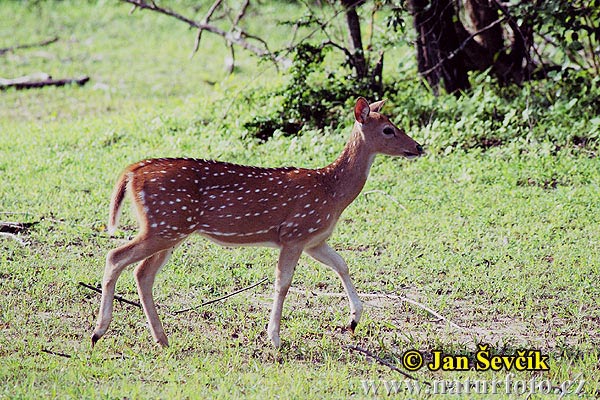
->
xmin=320 ymin=126 xmax=376 ymax=209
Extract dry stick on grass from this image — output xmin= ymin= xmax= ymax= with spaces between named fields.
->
xmin=174 ymin=277 xmax=269 ymax=314
xmin=288 ymin=288 xmax=465 ymax=330
xmin=41 ymin=347 xmax=72 ymax=359
xmin=0 ymin=221 xmax=39 ymax=234
xmin=344 ymin=345 xmax=430 ymax=385
xmin=78 ymin=282 xmax=142 ymax=308
xmin=0 ymin=36 xmax=59 ymax=56
xmin=0 ymin=76 xmax=90 ymax=91
xmin=0 ymin=221 xmax=39 ymax=245
xmin=79 ymin=278 xmax=269 ymax=314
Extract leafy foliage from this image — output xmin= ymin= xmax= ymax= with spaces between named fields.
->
xmin=387 ymin=70 xmax=600 ymax=154
xmin=512 ymin=0 xmax=600 ymax=74
xmin=244 ymin=42 xmax=600 ymax=154
xmin=244 ymin=44 xmax=378 ymax=141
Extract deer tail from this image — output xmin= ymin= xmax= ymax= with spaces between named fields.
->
xmin=107 ymin=171 xmax=131 ymax=236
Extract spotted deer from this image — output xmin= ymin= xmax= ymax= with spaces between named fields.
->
xmin=92 ymin=97 xmax=423 ymax=348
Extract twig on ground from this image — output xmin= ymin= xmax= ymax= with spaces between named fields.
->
xmin=0 ymin=221 xmax=39 ymax=234
xmin=344 ymin=345 xmax=429 ymax=384
xmin=78 ymin=282 xmax=142 ymax=308
xmin=0 ymin=221 xmax=38 ymax=245
xmin=41 ymin=347 xmax=72 ymax=359
xmin=363 ymin=190 xmax=407 ymax=211
xmin=174 ymin=277 xmax=269 ymax=314
xmin=289 ymin=288 xmax=465 ymax=330
xmin=392 ymin=294 xmax=463 ymax=330
xmin=0 ymin=36 xmax=59 ymax=55
xmin=0 ymin=211 xmax=33 ymax=216
xmin=0 ymin=76 xmax=89 ymax=91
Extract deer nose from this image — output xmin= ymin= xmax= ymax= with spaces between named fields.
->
xmin=416 ymin=144 xmax=424 ymax=154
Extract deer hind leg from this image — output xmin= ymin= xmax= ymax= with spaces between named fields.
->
xmin=305 ymin=242 xmax=363 ymax=332
xmin=133 ymin=248 xmax=174 ymax=347
xmin=91 ymin=235 xmax=172 ymax=347
xmin=267 ymin=245 xmax=303 ymax=348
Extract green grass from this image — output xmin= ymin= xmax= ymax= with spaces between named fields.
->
xmin=1 ymin=1 xmax=599 ymax=398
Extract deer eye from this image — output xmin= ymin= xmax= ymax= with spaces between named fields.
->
xmin=383 ymin=127 xmax=395 ymax=137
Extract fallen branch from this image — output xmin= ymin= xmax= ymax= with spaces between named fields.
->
xmin=0 ymin=75 xmax=89 ymax=91
xmin=0 ymin=36 xmax=58 ymax=56
xmin=0 ymin=221 xmax=38 ymax=234
xmin=289 ymin=288 xmax=465 ymax=330
xmin=344 ymin=345 xmax=428 ymax=384
xmin=174 ymin=277 xmax=269 ymax=314
xmin=41 ymin=347 xmax=72 ymax=359
xmin=78 ymin=282 xmax=142 ymax=308
xmin=0 ymin=221 xmax=38 ymax=245
xmin=390 ymin=294 xmax=464 ymax=330
xmin=0 ymin=212 xmax=33 ymax=216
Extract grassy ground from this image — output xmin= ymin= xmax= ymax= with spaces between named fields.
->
xmin=1 ymin=1 xmax=599 ymax=398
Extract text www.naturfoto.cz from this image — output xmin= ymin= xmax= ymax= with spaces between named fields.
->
xmin=361 ymin=374 xmax=586 ymax=396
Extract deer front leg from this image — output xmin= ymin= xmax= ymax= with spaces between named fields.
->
xmin=305 ymin=242 xmax=363 ymax=332
xmin=267 ymin=245 xmax=303 ymax=348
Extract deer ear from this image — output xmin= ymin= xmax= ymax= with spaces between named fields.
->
xmin=369 ymin=99 xmax=386 ymax=113
xmin=354 ymin=97 xmax=370 ymax=124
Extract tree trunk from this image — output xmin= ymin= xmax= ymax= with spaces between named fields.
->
xmin=341 ymin=0 xmax=367 ymax=80
xmin=462 ymin=0 xmax=535 ymax=84
xmin=497 ymin=9 xmax=534 ymax=84
xmin=409 ymin=0 xmax=471 ymax=95
xmin=465 ymin=0 xmax=503 ymax=57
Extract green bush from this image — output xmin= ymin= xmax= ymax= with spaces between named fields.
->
xmin=388 ymin=70 xmax=600 ymax=154
xmin=243 ymin=44 xmax=380 ymax=141
xmin=244 ymin=44 xmax=600 ymax=155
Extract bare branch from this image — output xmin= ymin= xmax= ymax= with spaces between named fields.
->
xmin=79 ymin=281 xmax=142 ymax=308
xmin=321 ymin=39 xmax=355 ymax=61
xmin=0 ymin=221 xmax=38 ymax=234
xmin=288 ymin=287 xmax=465 ymax=330
xmin=279 ymin=0 xmax=376 ymax=78
xmin=121 ymin=0 xmax=282 ymax=63
xmin=226 ymin=42 xmax=236 ymax=74
xmin=174 ymin=277 xmax=268 ymax=314
xmin=418 ymin=16 xmax=507 ymax=78
xmin=233 ymin=0 xmax=250 ymax=26
xmin=191 ymin=0 xmax=225 ymax=57
xmin=0 ymin=75 xmax=89 ymax=91
xmin=344 ymin=345 xmax=429 ymax=384
xmin=41 ymin=348 xmax=72 ymax=359
xmin=0 ymin=36 xmax=58 ymax=56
